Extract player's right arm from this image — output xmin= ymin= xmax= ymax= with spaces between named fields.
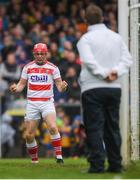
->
xmin=10 ymin=78 xmax=27 ymax=93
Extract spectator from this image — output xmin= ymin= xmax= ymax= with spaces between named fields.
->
xmin=71 ymin=115 xmax=86 ymax=158
xmin=0 ymin=76 xmax=8 ymax=95
xmin=59 ymin=50 xmax=81 ymax=78
xmin=65 ymin=66 xmax=80 ymax=103
xmin=42 ymin=5 xmax=55 ymax=25
xmin=0 ymin=5 xmax=9 ymax=31
xmin=60 ymin=115 xmax=72 ymax=157
xmin=0 ymin=76 xmax=8 ymax=113
xmin=41 ymin=122 xmax=54 ymax=158
xmin=0 ymin=52 xmax=21 ymax=84
xmin=1 ymin=113 xmax=15 ymax=157
xmin=16 ymin=49 xmax=29 ymax=68
xmin=28 ymin=24 xmax=42 ymax=44
xmin=1 ymin=35 xmax=15 ymax=61
xmin=49 ymin=42 xmax=61 ymax=66
xmin=7 ymin=0 xmax=22 ymax=24
xmin=11 ymin=24 xmax=25 ymax=46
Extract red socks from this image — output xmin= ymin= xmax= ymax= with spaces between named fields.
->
xmin=51 ymin=133 xmax=62 ymax=159
xmin=26 ymin=134 xmax=63 ymax=162
xmin=26 ymin=140 xmax=38 ymax=163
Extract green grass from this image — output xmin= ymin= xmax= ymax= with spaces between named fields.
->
xmin=0 ymin=158 xmax=140 ymax=179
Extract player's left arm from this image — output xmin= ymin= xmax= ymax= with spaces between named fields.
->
xmin=54 ymin=78 xmax=68 ymax=92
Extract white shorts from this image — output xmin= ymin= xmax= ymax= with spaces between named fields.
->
xmin=24 ymin=98 xmax=56 ymax=121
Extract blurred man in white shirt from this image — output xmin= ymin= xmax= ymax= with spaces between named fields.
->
xmin=77 ymin=4 xmax=133 ymax=173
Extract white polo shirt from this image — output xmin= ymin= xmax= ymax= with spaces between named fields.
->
xmin=77 ymin=24 xmax=133 ymax=93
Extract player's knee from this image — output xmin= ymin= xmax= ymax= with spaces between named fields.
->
xmin=25 ymin=132 xmax=35 ymax=141
xmin=49 ymin=126 xmax=58 ymax=135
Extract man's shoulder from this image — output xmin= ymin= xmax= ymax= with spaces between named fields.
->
xmin=107 ymin=29 xmax=121 ymax=39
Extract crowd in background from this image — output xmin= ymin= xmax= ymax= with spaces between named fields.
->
xmin=0 ymin=0 xmax=117 ymax=158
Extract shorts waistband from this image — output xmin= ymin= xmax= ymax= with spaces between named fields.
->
xmin=27 ymin=97 xmax=51 ymax=101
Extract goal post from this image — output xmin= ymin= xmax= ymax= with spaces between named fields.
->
xmin=119 ymin=0 xmax=140 ymax=164
xmin=129 ymin=0 xmax=140 ymax=161
xmin=118 ymin=0 xmax=130 ymax=165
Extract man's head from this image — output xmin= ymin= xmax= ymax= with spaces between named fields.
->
xmin=33 ymin=43 xmax=48 ymax=65
xmin=85 ymin=4 xmax=103 ymax=25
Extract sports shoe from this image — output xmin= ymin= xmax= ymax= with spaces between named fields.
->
xmin=56 ymin=158 xmax=64 ymax=164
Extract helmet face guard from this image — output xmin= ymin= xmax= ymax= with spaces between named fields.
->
xmin=33 ymin=43 xmax=48 ymax=65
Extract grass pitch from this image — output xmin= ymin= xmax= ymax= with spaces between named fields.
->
xmin=0 ymin=158 xmax=140 ymax=179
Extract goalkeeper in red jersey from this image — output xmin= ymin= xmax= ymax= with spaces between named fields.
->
xmin=10 ymin=43 xmax=68 ymax=164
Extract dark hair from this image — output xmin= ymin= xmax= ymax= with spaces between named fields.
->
xmin=85 ymin=4 xmax=103 ymax=25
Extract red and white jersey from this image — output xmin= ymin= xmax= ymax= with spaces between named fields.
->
xmin=21 ymin=60 xmax=61 ymax=101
